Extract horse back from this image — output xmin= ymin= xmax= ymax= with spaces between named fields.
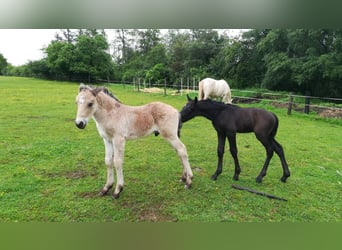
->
xmin=148 ymin=102 xmax=180 ymax=135
xmin=218 ymin=106 xmax=276 ymax=134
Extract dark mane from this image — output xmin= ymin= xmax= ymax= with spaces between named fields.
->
xmin=79 ymin=83 xmax=122 ymax=103
xmin=201 ymin=99 xmax=236 ymax=109
xmin=98 ymin=87 xmax=121 ymax=103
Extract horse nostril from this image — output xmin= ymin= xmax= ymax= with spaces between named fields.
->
xmin=75 ymin=121 xmax=86 ymax=129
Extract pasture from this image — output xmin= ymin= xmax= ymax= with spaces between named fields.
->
xmin=0 ymin=76 xmax=341 ymax=222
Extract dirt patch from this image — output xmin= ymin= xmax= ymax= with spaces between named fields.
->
xmin=64 ymin=170 xmax=88 ymax=179
xmin=315 ymin=108 xmax=342 ymax=119
xmin=237 ymin=98 xmax=342 ymax=119
xmin=233 ymin=96 xmax=262 ymax=104
xmin=138 ymin=204 xmax=175 ymax=222
xmin=121 ymin=200 xmax=176 ymax=222
xmin=142 ymin=87 xmax=164 ymax=94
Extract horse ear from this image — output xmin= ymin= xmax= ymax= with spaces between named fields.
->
xmin=186 ymin=94 xmax=192 ymax=101
xmin=79 ymin=83 xmax=86 ymax=92
xmin=91 ymin=88 xmax=103 ymax=96
xmin=194 ymin=96 xmax=198 ymax=103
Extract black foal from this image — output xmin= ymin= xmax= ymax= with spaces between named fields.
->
xmin=180 ymin=95 xmax=290 ymax=183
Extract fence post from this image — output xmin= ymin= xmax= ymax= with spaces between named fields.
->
xmin=304 ymin=91 xmax=311 ymax=114
xmin=287 ymin=92 xmax=293 ymax=115
xmin=164 ymin=79 xmax=167 ymax=96
xmin=180 ymin=78 xmax=183 ymax=95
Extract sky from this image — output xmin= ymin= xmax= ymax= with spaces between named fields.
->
xmin=0 ymin=29 xmax=247 ymax=66
xmin=0 ymin=29 xmax=59 ymax=66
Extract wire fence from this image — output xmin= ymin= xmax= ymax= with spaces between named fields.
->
xmin=101 ymin=78 xmax=342 ymax=119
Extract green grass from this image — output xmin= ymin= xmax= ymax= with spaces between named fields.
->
xmin=0 ymin=76 xmax=341 ymax=222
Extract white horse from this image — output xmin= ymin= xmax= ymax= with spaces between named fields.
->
xmin=198 ymin=78 xmax=232 ymax=104
xmin=75 ymin=84 xmax=193 ymax=199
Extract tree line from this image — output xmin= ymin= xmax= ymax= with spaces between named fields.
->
xmin=1 ymin=29 xmax=341 ymax=98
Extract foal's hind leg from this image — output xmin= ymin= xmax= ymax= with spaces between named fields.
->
xmin=112 ymin=136 xmax=126 ymax=199
xmin=255 ymin=136 xmax=274 ymax=183
xmin=273 ymin=139 xmax=290 ymax=182
xmin=166 ymin=135 xmax=193 ymax=188
xmin=227 ymin=133 xmax=241 ymax=181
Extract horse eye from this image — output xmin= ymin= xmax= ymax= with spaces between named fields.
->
xmin=88 ymin=102 xmax=93 ymax=108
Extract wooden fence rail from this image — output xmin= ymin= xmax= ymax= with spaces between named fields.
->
xmin=103 ymin=78 xmax=342 ymax=118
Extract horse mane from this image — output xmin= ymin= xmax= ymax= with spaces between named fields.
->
xmin=79 ymin=83 xmax=121 ymax=103
xmin=98 ymin=87 xmax=121 ymax=103
xmin=200 ymin=99 xmax=235 ymax=109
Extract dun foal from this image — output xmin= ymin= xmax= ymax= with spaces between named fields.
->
xmin=75 ymin=84 xmax=193 ymax=198
xmin=180 ymin=95 xmax=290 ymax=183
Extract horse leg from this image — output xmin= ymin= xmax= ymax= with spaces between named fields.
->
xmin=211 ymin=132 xmax=226 ymax=180
xmin=256 ymin=137 xmax=274 ymax=183
xmin=222 ymin=95 xmax=227 ymax=104
xmin=226 ymin=92 xmax=232 ymax=104
xmin=227 ymin=133 xmax=241 ymax=181
xmin=100 ymin=139 xmax=114 ymax=196
xmin=166 ymin=135 xmax=193 ymax=188
xmin=273 ymin=139 xmax=290 ymax=182
xmin=112 ymin=136 xmax=126 ymax=199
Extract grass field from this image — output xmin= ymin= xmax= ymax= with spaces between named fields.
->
xmin=0 ymin=76 xmax=341 ymax=222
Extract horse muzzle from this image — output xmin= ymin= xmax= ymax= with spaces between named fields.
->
xmin=75 ymin=120 xmax=87 ymax=129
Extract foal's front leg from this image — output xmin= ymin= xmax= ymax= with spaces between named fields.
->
xmin=99 ymin=139 xmax=114 ymax=196
xmin=112 ymin=136 xmax=126 ymax=199
xmin=212 ymin=132 xmax=226 ymax=180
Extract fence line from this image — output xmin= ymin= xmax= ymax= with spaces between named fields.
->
xmin=104 ymin=78 xmax=342 ymax=118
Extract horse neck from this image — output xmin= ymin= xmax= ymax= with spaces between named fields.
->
xmin=93 ymin=92 xmax=120 ymax=120
xmin=197 ymin=102 xmax=225 ymax=121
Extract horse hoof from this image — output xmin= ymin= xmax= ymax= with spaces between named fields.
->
xmin=281 ymin=173 xmax=290 ymax=183
xmin=99 ymin=189 xmax=108 ymax=196
xmin=184 ymin=183 xmax=192 ymax=189
xmin=211 ymin=175 xmax=217 ymax=181
xmin=112 ymin=186 xmax=124 ymax=199
xmin=112 ymin=193 xmax=120 ymax=199
xmin=256 ymin=177 xmax=263 ymax=183
xmin=233 ymin=176 xmax=239 ymax=181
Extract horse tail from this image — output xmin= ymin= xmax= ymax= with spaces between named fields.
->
xmin=177 ymin=113 xmax=182 ymax=138
xmin=198 ymin=80 xmax=204 ymax=100
xmin=271 ymin=113 xmax=279 ymax=138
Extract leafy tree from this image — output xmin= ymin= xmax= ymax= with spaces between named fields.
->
xmin=45 ymin=40 xmax=75 ymax=80
xmin=112 ymin=29 xmax=136 ymax=64
xmin=257 ymin=29 xmax=342 ymax=96
xmin=71 ymin=34 xmax=112 ymax=82
xmin=217 ymin=29 xmax=269 ymax=88
xmin=44 ymin=29 xmax=113 ymax=82
xmin=0 ymin=53 xmax=8 ymax=75
xmin=167 ymin=31 xmax=191 ymax=80
xmin=136 ymin=29 xmax=161 ymax=55
xmin=144 ymin=63 xmax=167 ymax=84
xmin=6 ymin=29 xmax=342 ymax=97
